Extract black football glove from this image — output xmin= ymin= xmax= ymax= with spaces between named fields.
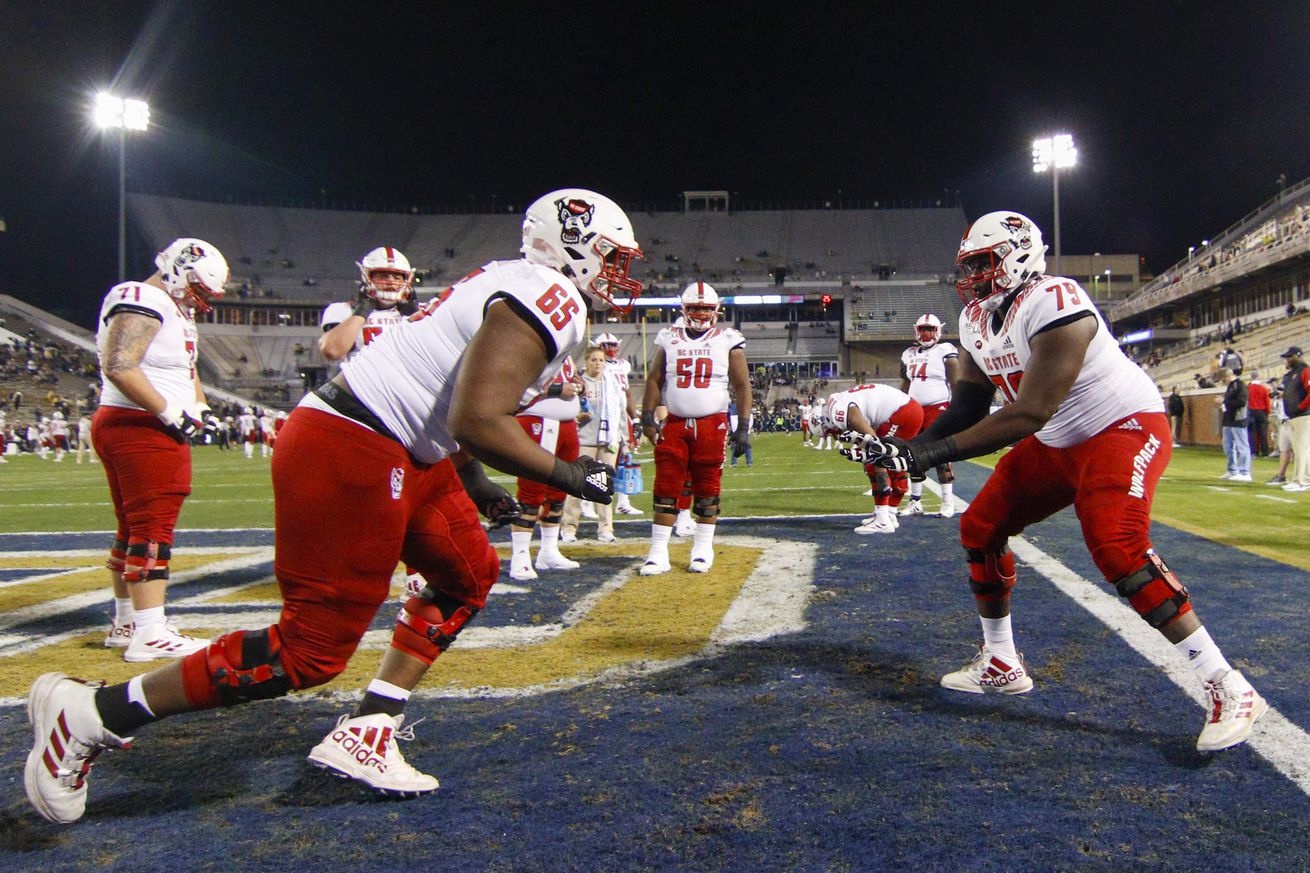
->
xmin=395 ymin=292 xmax=419 ymax=317
xmin=157 ymin=405 xmax=204 ymax=444
xmin=872 ymin=435 xmax=956 ymax=476
xmin=351 ymin=286 xmax=377 ymax=318
xmin=548 ymin=455 xmax=615 ymax=504
xmin=731 ymin=426 xmax=750 ymax=458
xmin=456 ymin=459 xmax=521 ymax=528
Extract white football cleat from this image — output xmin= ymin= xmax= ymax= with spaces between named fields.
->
xmin=103 ymin=619 xmax=133 ymax=649
xmin=559 ymin=530 xmax=579 ymax=544
xmin=25 ymin=673 xmax=131 ymax=824
xmin=854 ymin=517 xmax=896 ymax=535
xmin=307 ymin=713 xmax=438 ymax=796
xmin=123 ymin=623 xmax=208 ymax=663
xmin=688 ymin=549 xmax=714 ymax=573
xmin=940 ymin=645 xmax=1033 ymax=694
xmin=615 ymin=504 xmax=644 ymax=516
xmin=940 ymin=498 xmax=956 ymax=519
xmin=509 ymin=557 xmax=538 ymax=581
xmin=579 ymin=503 xmax=599 ymax=520
xmin=898 ymin=500 xmax=924 ymax=517
xmin=639 ymin=557 xmax=671 ymax=576
xmin=403 ymin=572 xmax=425 ymax=600
xmin=1197 ymin=669 xmax=1268 ymax=752
xmin=596 ymin=532 xmax=618 ymax=544
xmin=535 ymin=550 xmax=580 ymax=571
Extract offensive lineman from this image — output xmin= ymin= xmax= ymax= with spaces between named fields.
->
xmin=898 ymin=313 xmax=959 ymax=517
xmin=23 ymin=189 xmax=640 ymax=821
xmin=853 ymin=211 xmax=1265 ymax=751
xmin=824 ymin=383 xmax=923 ymax=534
xmin=319 ymin=246 xmax=419 ymax=363
xmin=640 ymin=282 xmax=751 ymax=574
xmin=92 ymin=239 xmax=227 ymax=663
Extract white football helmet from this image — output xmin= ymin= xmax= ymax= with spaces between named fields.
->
xmin=154 ymin=238 xmax=229 ymax=314
xmin=594 ymin=332 xmax=621 ymax=360
xmin=242 ymin=406 xmax=253 ymax=415
xmin=521 ymin=189 xmax=644 ymax=312
xmin=357 ymin=247 xmax=415 ymax=308
xmin=680 ymin=282 xmax=720 ymax=331
xmin=955 ymin=211 xmax=1048 ymax=311
xmin=807 ymin=405 xmax=829 ymax=436
xmin=915 ymin=313 xmax=943 ymax=347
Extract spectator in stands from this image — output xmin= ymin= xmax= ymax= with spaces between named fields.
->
xmin=92 ymin=238 xmax=229 ymax=663
xmin=1218 ymin=346 xmax=1243 ymax=376
xmin=1215 ymin=368 xmax=1251 ymax=482
xmin=1167 ymin=387 xmax=1185 ymax=447
xmin=1246 ymin=370 xmax=1271 ymax=458
xmin=1278 ymin=346 xmax=1310 ymax=492
xmin=1193 ymin=373 xmax=1213 ymax=389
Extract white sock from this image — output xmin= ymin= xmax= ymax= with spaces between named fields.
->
xmin=909 ymin=481 xmax=923 ymax=499
xmin=942 ymin=483 xmax=954 ymax=504
xmin=676 ymin=508 xmax=692 ymax=526
xmin=980 ymin=615 xmax=1017 ymax=656
xmin=134 ymin=605 xmax=165 ymax=633
xmin=114 ymin=597 xmax=134 ymax=625
xmin=692 ymin=522 xmax=716 ymax=553
xmin=1175 ymin=626 xmax=1232 ymax=683
xmin=647 ymin=523 xmax=673 ymax=562
xmin=540 ymin=525 xmax=560 ymax=553
xmin=366 ymin=678 xmax=411 ymax=703
xmin=876 ymin=505 xmax=892 ymax=523
xmin=127 ymin=675 xmax=155 ymax=717
xmin=511 ymin=530 xmax=533 ymax=560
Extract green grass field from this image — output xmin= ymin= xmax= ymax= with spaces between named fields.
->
xmin=3 ymin=434 xmax=1306 ymax=568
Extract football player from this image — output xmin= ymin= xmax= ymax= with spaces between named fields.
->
xmin=639 ymin=282 xmax=751 ymax=574
xmin=23 ymin=189 xmax=640 ymax=822
xmin=853 ymin=211 xmax=1265 ymax=752
xmin=825 ymin=384 xmax=923 ymax=534
xmin=48 ymin=411 xmax=69 ymax=462
xmin=596 ymin=332 xmax=643 ymax=517
xmin=799 ymin=398 xmax=814 ymax=447
xmin=91 ymin=238 xmax=226 ymax=663
xmin=898 ymin=313 xmax=959 ymax=517
xmin=319 ymin=246 xmax=418 ymax=363
xmin=237 ymin=406 xmax=258 ymax=459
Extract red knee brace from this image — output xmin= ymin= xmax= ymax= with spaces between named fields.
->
xmin=967 ymin=547 xmax=1017 ymax=604
xmin=1114 ymin=550 xmax=1191 ymax=629
xmin=392 ymin=597 xmax=479 ymax=665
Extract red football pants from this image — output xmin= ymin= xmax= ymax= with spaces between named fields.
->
xmin=180 ymin=408 xmax=498 ymax=707
xmin=960 ymin=412 xmax=1172 ymax=582
xmin=92 ymin=406 xmax=191 ymax=546
xmin=863 ymin=401 xmax=923 ymax=505
xmin=654 ymin=412 xmax=728 ymax=499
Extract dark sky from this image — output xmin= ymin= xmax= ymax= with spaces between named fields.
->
xmin=2 ymin=2 xmax=1308 ymax=327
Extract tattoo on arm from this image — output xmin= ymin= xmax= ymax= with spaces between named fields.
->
xmin=103 ymin=313 xmax=161 ymax=375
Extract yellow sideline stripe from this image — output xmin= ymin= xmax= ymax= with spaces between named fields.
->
xmin=0 ymin=544 xmax=761 ymax=696
xmin=0 ymin=553 xmax=241 ymax=613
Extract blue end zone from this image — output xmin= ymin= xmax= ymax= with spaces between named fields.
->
xmin=0 ymin=464 xmax=1307 ymax=868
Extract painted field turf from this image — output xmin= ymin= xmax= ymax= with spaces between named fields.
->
xmin=0 ymin=435 xmax=1305 ymax=871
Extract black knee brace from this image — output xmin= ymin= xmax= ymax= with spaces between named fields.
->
xmin=653 ymin=494 xmax=678 ymax=514
xmin=541 ymin=499 xmax=565 ymax=525
xmin=966 ymin=546 xmax=1016 ymax=602
xmin=1115 ymin=550 xmax=1191 ymax=629
xmin=123 ymin=541 xmax=171 ymax=583
xmin=693 ymin=495 xmax=721 ymax=519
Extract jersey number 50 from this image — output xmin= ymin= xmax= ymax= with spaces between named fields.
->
xmin=675 ymin=357 xmax=713 ymax=389
xmin=536 ymin=284 xmax=580 ymax=330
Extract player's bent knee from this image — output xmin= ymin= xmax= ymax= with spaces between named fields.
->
xmin=937 ymin=464 xmax=955 ymax=483
xmin=206 ymin=627 xmax=294 ymax=705
xmin=106 ymin=538 xmax=128 ymax=573
xmin=541 ymin=499 xmax=565 ymax=524
xmin=393 ymin=587 xmax=480 ymax=665
xmin=1114 ymin=550 xmax=1191 ymax=629
xmin=693 ymin=495 xmax=720 ymax=519
xmin=653 ymin=495 xmax=678 ymax=514
xmin=909 ymin=473 xmax=927 ymax=484
xmin=966 ymin=546 xmax=1016 ymax=602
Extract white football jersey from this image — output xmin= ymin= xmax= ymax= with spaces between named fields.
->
xmin=259 ymin=413 xmax=275 ymax=435
xmin=604 ymin=355 xmax=632 ymax=394
xmin=336 ymin=259 xmax=586 ymax=464
xmin=520 ymin=355 xmax=582 ymax=422
xmin=826 ymin=384 xmax=915 ymax=433
xmin=238 ymin=413 xmax=257 ymax=436
xmin=655 ymin=324 xmax=746 ymax=418
xmin=49 ymin=417 xmax=68 ymax=438
xmin=901 ymin=341 xmax=958 ymax=407
xmin=321 ymin=300 xmax=409 ymax=361
xmin=958 ymin=276 xmax=1163 ymax=448
xmin=97 ymin=282 xmax=199 ymax=410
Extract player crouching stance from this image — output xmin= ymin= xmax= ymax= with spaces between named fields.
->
xmin=23 ymin=189 xmax=638 ymax=823
xmin=851 ymin=211 xmax=1266 ymax=752
xmin=639 ymin=283 xmax=750 ymax=574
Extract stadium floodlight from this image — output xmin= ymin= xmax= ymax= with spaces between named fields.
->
xmin=1032 ymin=133 xmax=1076 ymax=277
xmin=1104 ymin=268 xmax=1112 ymax=297
xmin=93 ymin=93 xmax=150 ymax=282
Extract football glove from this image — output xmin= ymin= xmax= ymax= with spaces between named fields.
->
xmin=395 ymin=292 xmax=419 ymax=317
xmin=641 ymin=410 xmax=663 ymax=446
xmin=549 ymin=455 xmax=615 ymax=504
xmin=866 ymin=435 xmax=956 ymax=476
xmin=351 ymin=286 xmax=377 ymax=318
xmin=731 ymin=426 xmax=751 ymax=458
xmin=456 ymin=459 xmax=521 ymax=529
xmin=158 ymin=405 xmax=204 ymax=443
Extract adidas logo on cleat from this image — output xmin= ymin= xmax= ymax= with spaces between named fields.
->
xmin=979 ymin=656 xmax=1026 ymax=688
xmin=331 ymin=725 xmax=393 ymax=773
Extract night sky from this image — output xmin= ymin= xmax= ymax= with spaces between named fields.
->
xmin=2 ymin=2 xmax=1308 ymax=328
